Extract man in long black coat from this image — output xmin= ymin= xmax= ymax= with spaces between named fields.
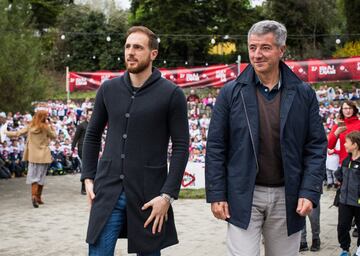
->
xmin=81 ymin=26 xmax=189 ymax=255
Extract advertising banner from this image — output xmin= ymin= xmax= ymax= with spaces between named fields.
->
xmin=68 ymin=57 xmax=360 ymax=92
xmin=181 ymin=162 xmax=205 ymax=189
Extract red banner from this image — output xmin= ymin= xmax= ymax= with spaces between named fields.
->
xmin=68 ymin=56 xmax=360 ymax=92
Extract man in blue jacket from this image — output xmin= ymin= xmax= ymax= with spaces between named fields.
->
xmin=205 ymin=20 xmax=327 ymax=256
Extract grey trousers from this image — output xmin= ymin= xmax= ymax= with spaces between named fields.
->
xmin=326 ymin=168 xmax=336 ymax=185
xmin=301 ymin=201 xmax=320 ymax=243
xmin=227 ymin=186 xmax=301 ymax=256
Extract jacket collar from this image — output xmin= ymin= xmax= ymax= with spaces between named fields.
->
xmin=236 ymin=61 xmax=301 ymax=141
xmin=123 ymin=68 xmax=162 ymax=93
xmin=235 ymin=61 xmax=301 ymax=90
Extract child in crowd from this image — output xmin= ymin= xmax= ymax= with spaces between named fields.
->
xmin=335 ymin=131 xmax=360 ymax=256
xmin=326 ymin=146 xmax=340 ymax=189
xmin=8 ymin=139 xmax=25 ymax=177
xmin=49 ymin=141 xmax=67 ymax=175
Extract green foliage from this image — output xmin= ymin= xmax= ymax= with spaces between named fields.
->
xmin=53 ymin=5 xmax=128 ymax=72
xmin=130 ymin=0 xmax=261 ymax=66
xmin=0 ymin=0 xmax=55 ymax=112
xmin=333 ymin=41 xmax=360 ymax=58
xmin=264 ymin=0 xmax=342 ymax=59
xmin=28 ymin=0 xmax=74 ymax=31
xmin=343 ymin=0 xmax=360 ymax=41
xmin=179 ymin=189 xmax=205 ymax=199
xmin=54 ymin=90 xmax=97 ymax=101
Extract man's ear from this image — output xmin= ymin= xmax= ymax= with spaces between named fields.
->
xmin=151 ymin=49 xmax=158 ymax=61
xmin=279 ymin=45 xmax=286 ymax=58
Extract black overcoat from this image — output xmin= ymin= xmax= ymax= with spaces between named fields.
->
xmin=81 ymin=68 xmax=189 ymax=253
xmin=71 ymin=120 xmax=88 ymax=158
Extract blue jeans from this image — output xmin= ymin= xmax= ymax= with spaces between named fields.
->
xmin=89 ymin=192 xmax=161 ymax=256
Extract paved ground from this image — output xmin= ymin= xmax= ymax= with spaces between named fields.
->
xmin=0 ymin=174 xmax=357 ymax=256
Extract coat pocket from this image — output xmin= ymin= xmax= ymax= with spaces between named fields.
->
xmin=94 ymin=158 xmax=112 ymax=194
xmin=143 ymin=163 xmax=167 ymax=202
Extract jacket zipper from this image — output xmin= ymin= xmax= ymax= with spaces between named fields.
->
xmin=345 ymin=161 xmax=351 ymax=203
xmin=240 ymin=90 xmax=259 ymax=173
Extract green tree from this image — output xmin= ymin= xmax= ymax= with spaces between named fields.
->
xmin=29 ymin=0 xmax=74 ymax=31
xmin=53 ymin=5 xmax=128 ymax=71
xmin=343 ymin=0 xmax=360 ymax=41
xmin=333 ymin=41 xmax=360 ymax=58
xmin=99 ymin=10 xmax=129 ymax=70
xmin=0 ymin=0 xmax=54 ymax=112
xmin=130 ymin=0 xmax=259 ymax=66
xmin=264 ymin=0 xmax=341 ymax=59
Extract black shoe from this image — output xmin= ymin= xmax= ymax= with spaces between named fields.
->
xmin=310 ymin=239 xmax=321 ymax=251
xmin=353 ymin=228 xmax=358 ymax=238
xmin=32 ymin=197 xmax=39 ymax=208
xmin=299 ymin=242 xmax=309 ymax=252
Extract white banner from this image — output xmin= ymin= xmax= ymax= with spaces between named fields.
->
xmin=181 ymin=162 xmax=205 ymax=189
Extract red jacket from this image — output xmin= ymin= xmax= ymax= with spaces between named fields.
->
xmin=328 ymin=116 xmax=360 ymax=164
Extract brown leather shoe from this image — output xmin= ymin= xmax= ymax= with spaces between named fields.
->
xmin=36 ymin=185 xmax=44 ymax=204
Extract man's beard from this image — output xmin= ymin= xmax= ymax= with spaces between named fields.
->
xmin=126 ymin=57 xmax=151 ymax=74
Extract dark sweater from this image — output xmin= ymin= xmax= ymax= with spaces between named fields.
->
xmin=255 ymin=88 xmax=284 ymax=186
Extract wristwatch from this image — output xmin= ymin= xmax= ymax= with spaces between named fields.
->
xmin=160 ymin=193 xmax=174 ymax=204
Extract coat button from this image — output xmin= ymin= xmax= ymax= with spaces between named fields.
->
xmin=131 ymin=96 xmax=135 ymax=99
xmin=121 ymin=154 xmax=125 ymax=159
xmin=122 ymin=134 xmax=127 ymax=139
xmin=125 ymin=113 xmax=130 ymax=118
xmin=119 ymin=174 xmax=125 ymax=180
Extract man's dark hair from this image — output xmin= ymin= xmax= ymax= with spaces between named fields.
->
xmin=339 ymin=100 xmax=359 ymax=119
xmin=346 ymin=131 xmax=360 ymax=149
xmin=126 ymin=26 xmax=159 ymax=50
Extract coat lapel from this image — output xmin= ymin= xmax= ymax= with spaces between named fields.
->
xmin=279 ymin=61 xmax=298 ymax=136
xmin=280 ymin=83 xmax=296 ymax=136
xmin=241 ymin=83 xmax=259 ymax=157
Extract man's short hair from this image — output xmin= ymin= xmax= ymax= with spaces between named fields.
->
xmin=248 ymin=20 xmax=287 ymax=47
xmin=346 ymin=131 xmax=360 ymax=149
xmin=126 ymin=26 xmax=159 ymax=50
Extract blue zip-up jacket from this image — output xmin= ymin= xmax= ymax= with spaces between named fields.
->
xmin=205 ymin=62 xmax=327 ymax=236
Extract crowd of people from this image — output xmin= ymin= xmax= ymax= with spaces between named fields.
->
xmin=0 ymin=99 xmax=94 ymax=178
xmin=0 ymin=85 xmax=359 ymax=179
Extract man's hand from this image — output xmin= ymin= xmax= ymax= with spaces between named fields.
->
xmin=84 ymin=179 xmax=95 ymax=206
xmin=211 ymin=201 xmax=230 ymax=220
xmin=142 ymin=196 xmax=170 ymax=234
xmin=296 ymin=198 xmax=313 ymax=216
